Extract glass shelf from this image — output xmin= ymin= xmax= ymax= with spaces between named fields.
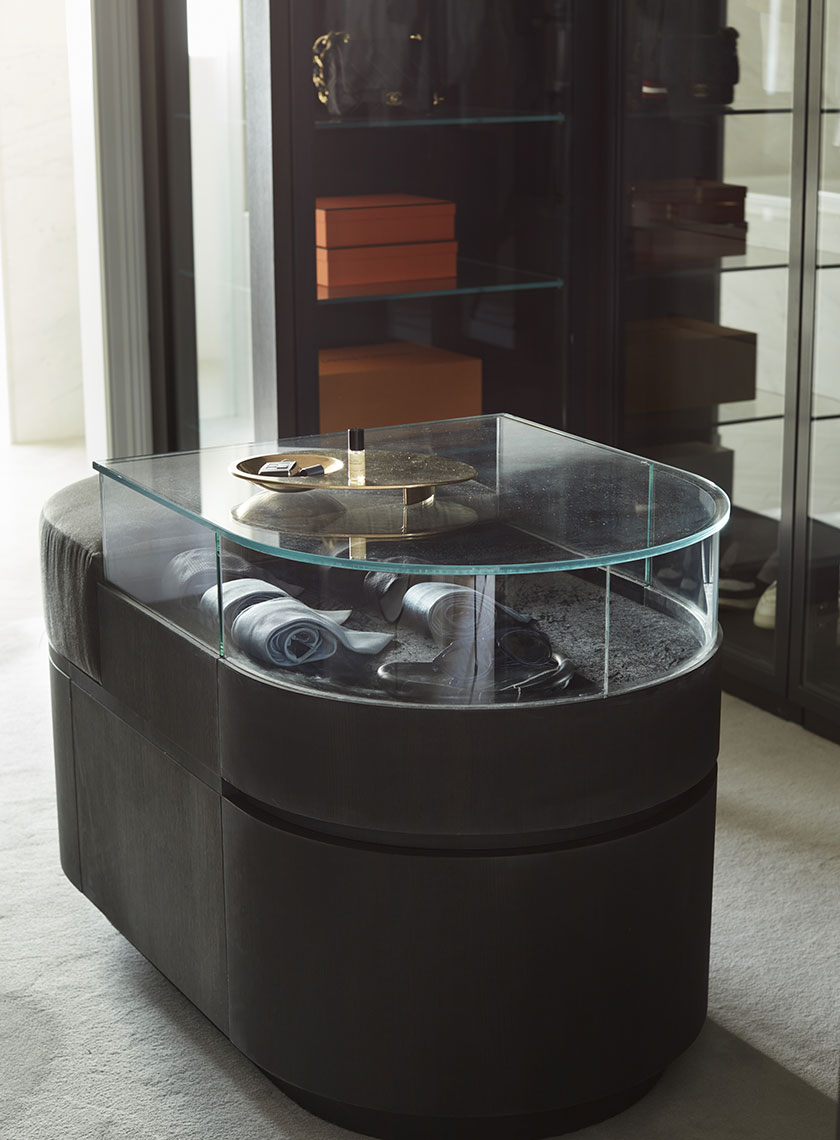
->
xmin=702 ymin=391 xmax=840 ymax=431
xmin=316 ymin=259 xmax=563 ymax=304
xmin=628 ymin=106 xmax=793 ymax=122
xmin=714 ymin=390 xmax=786 ymax=427
xmin=629 ymin=243 xmax=788 ymax=281
xmin=315 ymin=109 xmax=565 ymax=131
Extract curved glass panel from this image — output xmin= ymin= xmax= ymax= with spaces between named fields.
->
xmin=96 ymin=415 xmax=728 ymax=573
xmin=97 ymin=415 xmax=727 ymax=708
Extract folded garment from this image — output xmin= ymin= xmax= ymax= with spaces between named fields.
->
xmin=198 ymin=577 xmax=321 ymax=631
xmin=399 ymin=581 xmax=533 ymax=646
xmin=363 ymin=569 xmax=411 ymax=623
xmin=231 ymin=597 xmax=393 ymax=668
xmin=162 ymin=547 xmax=252 ymax=605
xmin=162 ymin=546 xmax=302 ymax=608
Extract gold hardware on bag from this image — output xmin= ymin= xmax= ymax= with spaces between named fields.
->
xmin=312 ymin=31 xmax=350 ymax=105
xmin=385 ymin=91 xmax=404 ymax=106
xmin=409 ymin=32 xmax=423 ymax=40
xmin=693 ymin=82 xmax=709 ymax=98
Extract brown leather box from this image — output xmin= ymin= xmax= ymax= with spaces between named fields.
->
xmin=316 ymin=240 xmax=458 ymax=287
xmin=631 ymin=178 xmax=747 ymax=266
xmin=630 ymin=178 xmax=747 ymax=217
xmin=315 ymin=194 xmax=456 ymax=248
xmin=318 ymin=341 xmax=482 ymax=432
xmin=624 ymin=315 xmax=756 ymax=415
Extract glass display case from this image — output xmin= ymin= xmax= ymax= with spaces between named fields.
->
xmin=96 ymin=414 xmax=729 ymax=708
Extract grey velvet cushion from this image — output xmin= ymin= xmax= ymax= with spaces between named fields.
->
xmin=40 ymin=476 xmax=103 ymax=681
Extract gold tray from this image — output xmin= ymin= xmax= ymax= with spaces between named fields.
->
xmin=231 ymin=448 xmax=477 ymax=506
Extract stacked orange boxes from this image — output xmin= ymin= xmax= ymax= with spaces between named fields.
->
xmin=315 ymin=194 xmax=458 ymax=289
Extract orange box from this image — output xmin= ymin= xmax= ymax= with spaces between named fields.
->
xmin=315 ymin=194 xmax=456 ymax=248
xmin=318 ymin=342 xmax=482 ymax=432
xmin=316 ymin=241 xmax=458 ymax=287
xmin=624 ymin=316 xmax=756 ymax=414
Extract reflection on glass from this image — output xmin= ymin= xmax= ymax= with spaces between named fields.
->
xmin=621 ymin=0 xmax=792 ymax=672
xmin=730 ymin=0 xmax=795 ymax=111
xmin=187 ymin=0 xmax=254 ymax=447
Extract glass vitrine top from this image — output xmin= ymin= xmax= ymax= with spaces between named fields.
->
xmin=95 ymin=415 xmax=729 ymax=574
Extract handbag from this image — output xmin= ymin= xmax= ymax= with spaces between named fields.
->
xmin=660 ymin=27 xmax=740 ymax=107
xmin=312 ymin=27 xmax=441 ymax=117
xmin=628 ymin=0 xmax=740 ymax=109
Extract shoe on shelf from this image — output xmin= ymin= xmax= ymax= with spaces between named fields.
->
xmin=718 ymin=577 xmax=764 ymax=610
xmin=753 ymin=581 xmax=777 ymax=630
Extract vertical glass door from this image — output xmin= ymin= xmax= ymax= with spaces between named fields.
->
xmin=800 ymin=0 xmax=840 ymax=705
xmin=618 ymin=0 xmax=797 ymax=682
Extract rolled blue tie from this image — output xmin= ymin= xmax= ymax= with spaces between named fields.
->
xmin=199 ymin=577 xmax=338 ymax=631
xmin=399 ymin=581 xmax=532 ymax=646
xmin=164 ymin=547 xmax=303 ymax=608
xmin=231 ymin=597 xmax=393 ymax=668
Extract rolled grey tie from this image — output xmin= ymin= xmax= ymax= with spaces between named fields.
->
xmin=231 ymin=597 xmax=393 ymax=667
xmin=198 ymin=577 xmax=324 ymax=631
xmin=399 ymin=582 xmax=532 ymax=646
xmin=363 ymin=570 xmax=411 ymax=623
xmin=163 ymin=547 xmax=302 ymax=608
xmin=162 ymin=547 xmax=253 ymax=606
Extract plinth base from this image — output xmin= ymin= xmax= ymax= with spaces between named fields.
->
xmin=271 ymin=1073 xmax=662 ymax=1140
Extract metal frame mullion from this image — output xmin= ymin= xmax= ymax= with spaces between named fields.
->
xmin=786 ymin=0 xmax=825 ymax=703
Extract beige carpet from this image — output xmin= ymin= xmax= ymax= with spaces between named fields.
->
xmin=1 ymin=441 xmax=838 ymax=1138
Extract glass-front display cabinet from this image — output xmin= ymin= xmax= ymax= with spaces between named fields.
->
xmin=618 ymin=0 xmax=797 ymax=692
xmin=96 ymin=415 xmax=728 ymax=708
xmin=240 ymin=0 xmax=572 ymax=439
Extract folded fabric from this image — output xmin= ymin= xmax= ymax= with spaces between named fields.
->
xmin=162 ymin=547 xmax=253 ymax=605
xmin=162 ymin=546 xmax=302 ymax=608
xmin=363 ymin=569 xmax=411 ymax=623
xmin=231 ymin=597 xmax=393 ymax=668
xmin=399 ymin=581 xmax=533 ymax=646
xmin=198 ymin=577 xmax=320 ymax=631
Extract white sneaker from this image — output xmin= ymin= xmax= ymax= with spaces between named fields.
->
xmin=753 ymin=581 xmax=776 ymax=630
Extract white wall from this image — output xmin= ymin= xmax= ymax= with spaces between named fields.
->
xmin=0 ymin=0 xmax=85 ymax=443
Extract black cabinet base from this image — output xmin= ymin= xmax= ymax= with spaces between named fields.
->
xmin=48 ymin=586 xmax=722 ymax=1139
xmin=270 ymin=1073 xmax=661 ymax=1140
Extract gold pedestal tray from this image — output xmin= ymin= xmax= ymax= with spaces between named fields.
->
xmin=232 ymin=488 xmax=478 ymax=540
xmin=230 ymin=448 xmax=477 ymax=507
